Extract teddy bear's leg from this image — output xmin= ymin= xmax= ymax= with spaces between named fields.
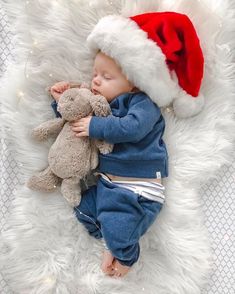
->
xmin=90 ymin=141 xmax=99 ymax=170
xmin=61 ymin=177 xmax=81 ymax=207
xmin=27 ymin=166 xmax=61 ymax=192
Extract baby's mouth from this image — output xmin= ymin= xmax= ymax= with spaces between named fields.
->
xmin=92 ymin=89 xmax=100 ymax=95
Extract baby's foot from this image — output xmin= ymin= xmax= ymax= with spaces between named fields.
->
xmin=112 ymin=259 xmax=131 ymax=278
xmin=101 ymin=250 xmax=115 ymax=275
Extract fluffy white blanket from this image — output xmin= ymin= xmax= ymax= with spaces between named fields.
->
xmin=0 ymin=0 xmax=234 ymax=293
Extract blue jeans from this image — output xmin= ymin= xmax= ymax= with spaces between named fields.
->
xmin=74 ymin=177 xmax=163 ymax=266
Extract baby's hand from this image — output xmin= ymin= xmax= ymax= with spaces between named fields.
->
xmin=50 ymin=81 xmax=70 ymax=101
xmin=70 ymin=115 xmax=92 ymax=137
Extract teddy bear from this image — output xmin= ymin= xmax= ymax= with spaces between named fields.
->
xmin=27 ymin=87 xmax=113 ymax=206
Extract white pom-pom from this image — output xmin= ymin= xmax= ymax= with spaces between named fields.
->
xmin=173 ymin=90 xmax=204 ymax=118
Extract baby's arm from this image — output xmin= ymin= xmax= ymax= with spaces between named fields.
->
xmin=49 ymin=81 xmax=82 ymax=117
xmin=70 ymin=117 xmax=113 ymax=154
xmin=49 ymin=81 xmax=81 ymax=101
xmin=70 ymin=116 xmax=92 ymax=137
xmin=70 ymin=93 xmax=161 ymax=143
xmin=89 ymin=94 xmax=161 ymax=144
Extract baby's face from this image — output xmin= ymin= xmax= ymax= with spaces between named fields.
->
xmin=91 ymin=51 xmax=134 ymax=102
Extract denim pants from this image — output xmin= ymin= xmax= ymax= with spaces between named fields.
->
xmin=74 ymin=177 xmax=163 ymax=266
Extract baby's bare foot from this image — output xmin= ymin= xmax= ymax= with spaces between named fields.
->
xmin=112 ymin=259 xmax=131 ymax=278
xmin=101 ymin=250 xmax=115 ymax=275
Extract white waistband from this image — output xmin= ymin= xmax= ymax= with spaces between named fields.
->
xmin=98 ymin=173 xmax=165 ymax=204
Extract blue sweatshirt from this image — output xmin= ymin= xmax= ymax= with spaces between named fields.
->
xmin=51 ymin=100 xmax=61 ymax=118
xmin=51 ymin=92 xmax=168 ymax=178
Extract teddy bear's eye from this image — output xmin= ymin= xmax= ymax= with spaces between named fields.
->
xmin=68 ymin=96 xmax=74 ymax=101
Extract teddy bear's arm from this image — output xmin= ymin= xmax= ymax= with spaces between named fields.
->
xmin=31 ymin=118 xmax=65 ymax=141
xmin=89 ymin=94 xmax=112 ymax=117
xmin=94 ymin=139 xmax=113 ymax=155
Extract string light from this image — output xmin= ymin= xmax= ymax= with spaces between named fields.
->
xmin=33 ymin=39 xmax=38 ymax=46
xmin=165 ymin=106 xmax=173 ymax=113
xmin=44 ymin=276 xmax=55 ymax=284
xmin=24 ymin=0 xmax=57 ymax=81
xmin=17 ymin=90 xmax=25 ymax=98
xmin=52 ymin=0 xmax=60 ymax=8
xmin=24 ymin=0 xmax=120 ymax=80
xmin=23 ymin=2 xmax=43 ymax=80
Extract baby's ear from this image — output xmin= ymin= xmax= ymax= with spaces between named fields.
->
xmin=89 ymin=94 xmax=111 ymax=117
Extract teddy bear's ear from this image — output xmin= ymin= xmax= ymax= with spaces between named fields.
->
xmin=89 ymin=94 xmax=111 ymax=117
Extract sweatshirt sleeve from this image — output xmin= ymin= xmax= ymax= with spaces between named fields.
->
xmin=51 ymin=100 xmax=62 ymax=118
xmin=89 ymin=93 xmax=161 ymax=144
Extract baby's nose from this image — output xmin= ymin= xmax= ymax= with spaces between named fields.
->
xmin=93 ymin=77 xmax=101 ymax=86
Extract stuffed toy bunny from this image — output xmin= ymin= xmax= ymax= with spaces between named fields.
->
xmin=27 ymin=87 xmax=113 ymax=206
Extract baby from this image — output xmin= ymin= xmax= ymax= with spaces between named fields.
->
xmin=50 ymin=51 xmax=168 ymax=278
xmin=48 ymin=9 xmax=205 ymax=279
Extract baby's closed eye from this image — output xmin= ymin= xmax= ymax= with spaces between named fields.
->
xmin=103 ymin=74 xmax=112 ymax=80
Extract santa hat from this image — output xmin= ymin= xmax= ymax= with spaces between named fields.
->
xmin=87 ymin=12 xmax=204 ymax=118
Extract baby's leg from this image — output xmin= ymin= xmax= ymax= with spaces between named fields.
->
xmin=96 ymin=178 xmax=163 ymax=277
xmin=96 ymin=180 xmax=143 ymax=276
xmin=74 ymin=184 xmax=116 ymax=275
xmin=74 ymin=185 xmax=102 ymax=239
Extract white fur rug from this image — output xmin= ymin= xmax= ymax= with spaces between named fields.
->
xmin=0 ymin=0 xmax=234 ymax=293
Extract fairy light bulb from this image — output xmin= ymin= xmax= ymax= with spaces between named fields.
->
xmin=165 ymin=106 xmax=173 ymax=113
xmin=52 ymin=0 xmax=59 ymax=7
xmin=33 ymin=39 xmax=38 ymax=46
xmin=44 ymin=276 xmax=55 ymax=284
xmin=17 ymin=90 xmax=25 ymax=98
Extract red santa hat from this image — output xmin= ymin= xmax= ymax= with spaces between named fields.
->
xmin=87 ymin=12 xmax=204 ymax=118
